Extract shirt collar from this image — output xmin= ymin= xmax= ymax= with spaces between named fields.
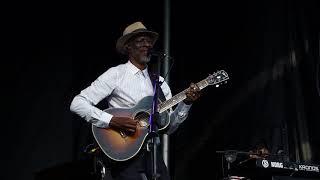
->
xmin=126 ymin=60 xmax=149 ymax=77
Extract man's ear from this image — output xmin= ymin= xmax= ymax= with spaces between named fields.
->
xmin=125 ymin=44 xmax=131 ymax=53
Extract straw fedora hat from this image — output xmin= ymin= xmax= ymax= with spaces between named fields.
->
xmin=116 ymin=22 xmax=159 ymax=54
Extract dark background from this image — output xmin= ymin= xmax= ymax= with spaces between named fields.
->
xmin=2 ymin=0 xmax=319 ymax=179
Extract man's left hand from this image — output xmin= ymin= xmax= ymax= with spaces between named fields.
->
xmin=184 ymin=83 xmax=201 ymax=105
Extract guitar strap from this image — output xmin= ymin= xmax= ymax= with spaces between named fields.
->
xmin=148 ymin=69 xmax=166 ymax=102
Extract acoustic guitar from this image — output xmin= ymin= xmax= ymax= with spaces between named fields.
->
xmin=92 ymin=70 xmax=229 ymax=161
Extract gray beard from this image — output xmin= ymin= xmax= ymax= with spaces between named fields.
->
xmin=140 ymin=56 xmax=150 ymax=63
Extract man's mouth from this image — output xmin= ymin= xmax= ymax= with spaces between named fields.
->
xmin=140 ymin=49 xmax=149 ymax=56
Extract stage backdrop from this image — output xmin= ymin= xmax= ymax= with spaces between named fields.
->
xmin=2 ymin=0 xmax=319 ymax=180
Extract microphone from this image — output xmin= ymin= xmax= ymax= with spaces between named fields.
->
xmin=148 ymin=49 xmax=168 ymax=57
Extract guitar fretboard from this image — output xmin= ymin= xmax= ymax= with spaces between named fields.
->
xmin=158 ymin=79 xmax=208 ymax=113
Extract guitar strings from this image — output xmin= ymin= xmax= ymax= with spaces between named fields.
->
xmin=134 ymin=112 xmax=150 ymax=122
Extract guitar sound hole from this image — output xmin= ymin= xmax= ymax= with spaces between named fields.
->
xmin=135 ymin=112 xmax=150 ymax=127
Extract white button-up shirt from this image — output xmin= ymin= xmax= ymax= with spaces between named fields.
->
xmin=70 ymin=60 xmax=191 ymax=134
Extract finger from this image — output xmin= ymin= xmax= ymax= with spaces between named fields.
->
xmin=185 ymin=91 xmax=192 ymax=97
xmin=192 ymin=83 xmax=199 ymax=89
xmin=133 ymin=120 xmax=139 ymax=125
xmin=187 ymin=87 xmax=192 ymax=93
xmin=128 ymin=128 xmax=136 ymax=133
xmin=125 ymin=126 xmax=136 ymax=132
xmin=129 ymin=119 xmax=138 ymax=125
xmin=125 ymin=128 xmax=135 ymax=133
xmin=125 ymin=118 xmax=137 ymax=124
xmin=126 ymin=122 xmax=137 ymax=127
xmin=190 ymin=83 xmax=196 ymax=90
xmin=124 ymin=124 xmax=137 ymax=129
xmin=189 ymin=88 xmax=199 ymax=94
xmin=186 ymin=93 xmax=193 ymax=99
xmin=191 ymin=84 xmax=200 ymax=91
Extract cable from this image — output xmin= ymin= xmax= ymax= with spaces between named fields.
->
xmin=316 ymin=33 xmax=320 ymax=97
xmin=160 ymin=56 xmax=174 ymax=86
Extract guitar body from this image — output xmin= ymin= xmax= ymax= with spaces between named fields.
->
xmin=92 ymin=96 xmax=169 ymax=161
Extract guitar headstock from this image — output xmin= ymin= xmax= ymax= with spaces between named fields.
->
xmin=206 ymin=70 xmax=229 ymax=87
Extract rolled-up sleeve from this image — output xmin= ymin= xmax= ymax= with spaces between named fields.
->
xmin=167 ymin=102 xmax=192 ymax=134
xmin=70 ymin=67 xmax=117 ymax=128
xmin=160 ymin=79 xmax=192 ymax=134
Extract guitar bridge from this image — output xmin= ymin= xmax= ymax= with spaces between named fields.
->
xmin=138 ymin=120 xmax=149 ymax=127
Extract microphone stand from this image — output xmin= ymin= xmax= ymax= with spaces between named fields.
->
xmin=148 ymin=54 xmax=163 ymax=180
xmin=216 ymin=150 xmax=258 ymax=180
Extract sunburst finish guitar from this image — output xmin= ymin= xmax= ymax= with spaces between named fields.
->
xmin=92 ymin=70 xmax=229 ymax=161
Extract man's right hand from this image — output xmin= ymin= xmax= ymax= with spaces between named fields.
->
xmin=109 ymin=116 xmax=137 ymax=133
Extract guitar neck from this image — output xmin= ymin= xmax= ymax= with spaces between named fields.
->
xmin=159 ymin=79 xmax=208 ymax=113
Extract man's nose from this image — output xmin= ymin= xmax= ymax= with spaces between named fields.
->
xmin=141 ymin=40 xmax=152 ymax=47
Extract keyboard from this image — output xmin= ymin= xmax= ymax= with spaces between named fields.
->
xmin=229 ymin=158 xmax=320 ymax=179
xmin=255 ymin=159 xmax=319 ymax=174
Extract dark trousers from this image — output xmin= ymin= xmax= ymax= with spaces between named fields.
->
xmin=105 ymin=147 xmax=170 ymax=180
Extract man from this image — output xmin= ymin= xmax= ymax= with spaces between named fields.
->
xmin=70 ymin=21 xmax=201 ymax=180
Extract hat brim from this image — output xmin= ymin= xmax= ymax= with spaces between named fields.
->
xmin=116 ymin=29 xmax=158 ymax=54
